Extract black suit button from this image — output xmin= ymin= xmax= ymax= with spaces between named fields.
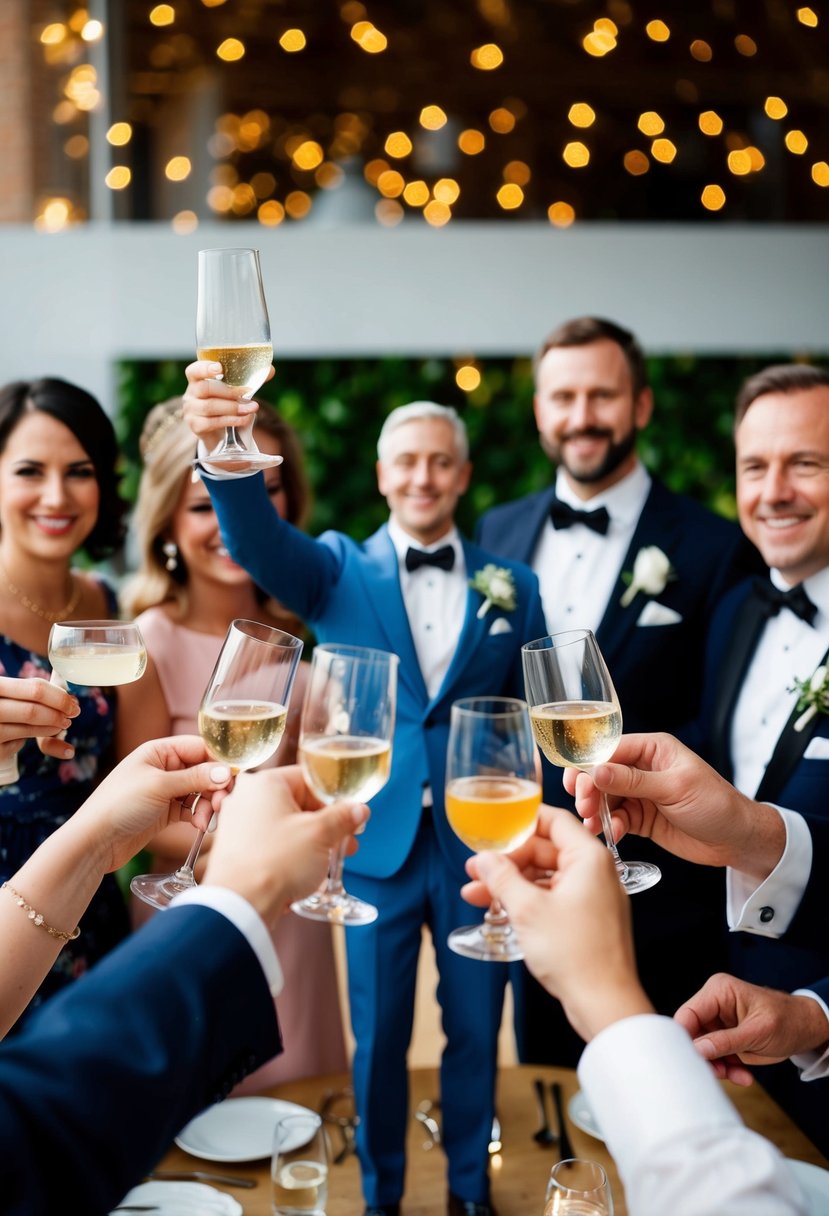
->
xmin=759 ymin=906 xmax=775 ymax=924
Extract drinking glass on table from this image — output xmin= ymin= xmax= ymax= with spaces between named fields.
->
xmin=131 ymin=618 xmax=303 ymax=909
xmin=272 ymin=1111 xmax=329 ymax=1216
xmin=292 ymin=643 xmax=397 ymax=926
xmin=544 ymin=1158 xmax=614 ymax=1215
xmin=196 ymin=246 xmax=282 ymax=472
xmin=522 ymin=629 xmax=660 ymax=895
xmin=445 ymin=696 xmax=541 ymax=962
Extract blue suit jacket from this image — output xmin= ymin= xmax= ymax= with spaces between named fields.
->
xmin=206 ymin=474 xmax=548 ymax=880
xmin=0 ymin=903 xmax=280 ymax=1215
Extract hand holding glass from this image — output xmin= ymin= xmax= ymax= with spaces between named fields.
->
xmin=445 ymin=696 xmax=541 ymax=961
xmin=522 ymin=629 xmax=660 ymax=894
xmin=48 ymin=620 xmax=147 ymax=690
xmin=131 ymin=618 xmax=303 ymax=909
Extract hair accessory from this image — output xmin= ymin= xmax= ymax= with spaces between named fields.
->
xmin=141 ymin=405 xmax=184 ymax=461
xmin=0 ymin=560 xmax=82 ymax=623
xmin=162 ymin=540 xmax=179 ymax=572
xmin=2 ymin=881 xmax=80 ymax=942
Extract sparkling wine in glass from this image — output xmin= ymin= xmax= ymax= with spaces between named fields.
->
xmin=131 ymin=619 xmax=303 ymax=910
xmin=522 ymin=629 xmax=661 ymax=895
xmin=196 ymin=246 xmax=282 ymax=473
xmin=544 ymin=1158 xmax=614 ymax=1215
xmin=445 ymin=696 xmax=541 ymax=962
xmin=48 ymin=620 xmax=147 ymax=689
xmin=271 ymin=1112 xmax=329 ymax=1216
xmin=292 ymin=643 xmax=397 ymax=926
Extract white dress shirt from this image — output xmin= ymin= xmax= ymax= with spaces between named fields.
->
xmin=532 ymin=463 xmax=651 ymax=635
xmin=730 ymin=566 xmax=829 ymax=797
xmin=579 ymin=1014 xmax=807 ymax=1215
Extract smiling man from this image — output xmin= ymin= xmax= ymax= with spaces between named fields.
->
xmin=476 ymin=317 xmax=763 ymax=1067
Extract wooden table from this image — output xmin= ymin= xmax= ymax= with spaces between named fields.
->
xmin=156 ymin=1065 xmax=829 ymax=1215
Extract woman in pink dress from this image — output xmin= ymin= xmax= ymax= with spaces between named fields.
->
xmin=117 ymin=398 xmax=346 ymax=1084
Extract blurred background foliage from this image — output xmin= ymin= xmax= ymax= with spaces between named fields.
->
xmin=117 ymin=351 xmax=828 ymax=536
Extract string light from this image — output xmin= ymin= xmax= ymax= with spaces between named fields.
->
xmin=701 ymin=184 xmax=725 ymax=210
xmin=547 ymin=201 xmax=576 ymax=226
xmin=698 ymin=110 xmax=723 ymax=135
xmin=568 ymin=103 xmax=596 ymax=128
xmin=105 ymin=166 xmax=131 ymax=190
xmin=423 ymin=199 xmax=451 ymax=226
xmin=471 ymin=43 xmax=504 ymax=70
xmin=796 ymin=8 xmax=819 ymax=26
xmin=149 ymin=5 xmax=175 ymax=26
xmin=165 ymin=156 xmax=191 ymax=180
xmin=637 ymin=111 xmax=664 ymax=136
xmin=764 ymin=96 xmax=788 ymax=119
xmin=216 ymin=38 xmax=244 ymax=61
xmin=385 ymin=131 xmax=413 ymax=158
xmin=624 ymin=150 xmax=649 ymax=175
xmin=458 ymin=129 xmax=485 ymax=154
xmin=785 ymin=130 xmax=809 ymax=154
xmin=279 ymin=29 xmax=306 ymax=52
xmin=562 ymin=142 xmax=590 ymax=168
xmin=645 ymin=19 xmax=670 ymax=41
xmin=419 ymin=105 xmax=448 ymax=130
xmin=456 ymin=365 xmax=481 ymax=391
xmin=690 ymin=39 xmax=713 ymax=61
xmin=106 ymin=122 xmax=132 ymax=145
xmin=651 ymin=138 xmax=676 ymax=163
xmin=496 ymin=183 xmax=524 ymax=208
xmin=812 ymin=162 xmax=829 ymax=186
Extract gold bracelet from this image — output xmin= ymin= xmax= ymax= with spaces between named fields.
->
xmin=2 ymin=882 xmax=80 ymax=942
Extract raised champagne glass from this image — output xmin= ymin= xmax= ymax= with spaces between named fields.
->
xmin=196 ymin=246 xmax=282 ymax=472
xmin=445 ymin=696 xmax=541 ymax=961
xmin=292 ymin=643 xmax=398 ymax=926
xmin=48 ymin=620 xmax=147 ymax=689
xmin=522 ymin=629 xmax=661 ymax=895
xmin=131 ymin=618 xmax=303 ymax=910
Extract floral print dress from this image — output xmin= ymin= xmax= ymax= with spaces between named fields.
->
xmin=0 ymin=583 xmax=129 ymax=1030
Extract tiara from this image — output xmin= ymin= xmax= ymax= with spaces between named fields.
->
xmin=141 ymin=406 xmax=185 ymax=461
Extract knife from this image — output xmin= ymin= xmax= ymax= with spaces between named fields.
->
xmin=148 ymin=1169 xmax=258 ymax=1188
xmin=550 ymin=1081 xmax=576 ymax=1162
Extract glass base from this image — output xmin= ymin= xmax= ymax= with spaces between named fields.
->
xmin=291 ymin=890 xmax=378 ymax=926
xmin=130 ymin=870 xmax=196 ymax=911
xmin=619 ymin=859 xmax=662 ymax=895
xmin=448 ymin=922 xmax=524 ymax=962
xmin=198 ymin=450 xmax=284 ymax=475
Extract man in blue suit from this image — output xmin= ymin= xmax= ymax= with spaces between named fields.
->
xmin=476 ymin=316 xmax=762 ymax=1064
xmin=183 ymin=378 xmax=548 ymax=1216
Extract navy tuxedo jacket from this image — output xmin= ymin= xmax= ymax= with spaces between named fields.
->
xmin=206 ymin=474 xmax=548 ymax=880
xmin=0 ymin=903 xmax=280 ymax=1215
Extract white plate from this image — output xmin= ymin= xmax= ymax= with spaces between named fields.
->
xmin=112 ymin=1180 xmax=242 ymax=1215
xmin=567 ymin=1089 xmax=604 ymax=1141
xmin=175 ymin=1095 xmax=312 ymax=1162
xmin=787 ymin=1159 xmax=829 ymax=1215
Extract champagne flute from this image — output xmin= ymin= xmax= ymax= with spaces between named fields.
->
xmin=292 ymin=643 xmax=397 ymax=926
xmin=131 ymin=619 xmax=303 ymax=909
xmin=522 ymin=629 xmax=661 ymax=895
xmin=445 ymin=696 xmax=541 ymax=962
xmin=544 ymin=1158 xmax=614 ymax=1215
xmin=48 ymin=620 xmax=147 ymax=689
xmin=196 ymin=246 xmax=282 ymax=472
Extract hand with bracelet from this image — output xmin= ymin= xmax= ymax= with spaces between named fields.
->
xmin=0 ymin=736 xmax=232 ymax=1038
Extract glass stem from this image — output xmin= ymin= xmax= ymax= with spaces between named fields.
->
xmin=174 ymin=793 xmax=206 ymax=887
xmin=323 ymin=842 xmax=347 ymax=897
xmin=222 ymin=425 xmax=248 ymax=453
xmin=482 ymin=898 xmax=511 ymax=942
xmin=595 ymin=786 xmax=627 ymax=880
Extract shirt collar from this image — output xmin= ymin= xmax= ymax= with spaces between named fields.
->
xmin=771 ymin=564 xmax=829 ymax=622
xmin=554 ymin=460 xmax=651 ymax=530
xmin=387 ymin=517 xmax=462 ymax=564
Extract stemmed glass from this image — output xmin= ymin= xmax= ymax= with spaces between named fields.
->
xmin=544 ymin=1158 xmax=614 ymax=1215
xmin=131 ymin=619 xmax=303 ymax=909
xmin=292 ymin=643 xmax=397 ymax=926
xmin=445 ymin=696 xmax=541 ymax=962
xmin=522 ymin=629 xmax=661 ymax=895
xmin=196 ymin=246 xmax=282 ymax=472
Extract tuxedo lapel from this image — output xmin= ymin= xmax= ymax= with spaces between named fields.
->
xmin=709 ymin=588 xmax=770 ymax=779
xmin=360 ymin=527 xmax=428 ymax=704
xmin=513 ymin=488 xmax=557 ymax=564
xmin=755 ymin=642 xmax=829 ymax=803
xmin=427 ymin=538 xmax=492 ymax=709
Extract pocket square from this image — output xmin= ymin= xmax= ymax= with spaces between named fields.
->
xmin=636 ymin=601 xmax=683 ymax=627
xmin=488 ymin=616 xmax=513 ymax=636
xmin=804 ymin=736 xmax=829 ymax=760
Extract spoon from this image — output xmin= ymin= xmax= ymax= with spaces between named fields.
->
xmin=532 ymin=1077 xmax=556 ymax=1145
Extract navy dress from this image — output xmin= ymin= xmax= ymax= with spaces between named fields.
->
xmin=0 ymin=582 xmax=129 ymax=1028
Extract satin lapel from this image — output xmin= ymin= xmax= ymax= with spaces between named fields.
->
xmin=595 ymin=482 xmax=680 ymax=668
xmin=708 ymin=590 xmax=770 ymax=779
xmin=360 ymin=527 xmax=428 ymax=704
xmin=427 ymin=538 xmax=491 ymax=710
xmin=755 ymin=641 xmax=829 ymax=803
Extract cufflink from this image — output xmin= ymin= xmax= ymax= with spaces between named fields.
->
xmin=759 ymin=906 xmax=775 ymax=923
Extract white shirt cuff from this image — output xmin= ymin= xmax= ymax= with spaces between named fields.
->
xmin=726 ymin=807 xmax=812 ymax=937
xmin=791 ymin=989 xmax=829 ymax=1080
xmin=196 ymin=439 xmax=259 ymax=479
xmin=168 ymin=885 xmax=284 ymax=997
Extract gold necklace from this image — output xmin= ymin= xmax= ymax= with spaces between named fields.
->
xmin=0 ymin=560 xmax=82 ymax=623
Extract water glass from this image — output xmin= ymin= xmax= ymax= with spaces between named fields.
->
xmin=272 ymin=1111 xmax=329 ymax=1216
xmin=544 ymin=1157 xmax=614 ymax=1215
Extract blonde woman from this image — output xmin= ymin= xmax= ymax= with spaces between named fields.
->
xmin=117 ymin=398 xmax=346 ymax=1083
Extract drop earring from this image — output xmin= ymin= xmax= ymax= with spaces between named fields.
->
xmin=162 ymin=540 xmax=179 ymax=572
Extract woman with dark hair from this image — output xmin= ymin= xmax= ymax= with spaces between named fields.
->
xmin=0 ymin=376 xmax=131 ymax=1027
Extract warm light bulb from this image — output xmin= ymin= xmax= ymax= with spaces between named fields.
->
xmin=701 ymin=184 xmax=726 ymax=211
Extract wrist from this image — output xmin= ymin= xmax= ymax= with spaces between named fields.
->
xmin=562 ymin=978 xmax=654 ymax=1042
xmin=730 ymin=798 xmax=787 ymax=882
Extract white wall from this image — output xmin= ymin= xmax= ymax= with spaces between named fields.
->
xmin=1 ymin=221 xmax=826 ymax=409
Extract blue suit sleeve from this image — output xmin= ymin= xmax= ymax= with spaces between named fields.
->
xmin=0 ymin=904 xmax=280 ymax=1215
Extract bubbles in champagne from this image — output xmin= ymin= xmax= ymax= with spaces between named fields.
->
xmin=530 ymin=701 xmax=621 ymax=768
xmin=299 ymin=735 xmax=391 ymax=802
xmin=197 ymin=342 xmax=273 ymax=393
xmin=445 ymin=775 xmax=541 ymax=852
xmin=198 ymin=699 xmax=287 ymax=771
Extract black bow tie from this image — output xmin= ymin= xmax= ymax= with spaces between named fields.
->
xmin=752 ymin=578 xmax=818 ymax=626
xmin=405 ymin=544 xmax=455 ymax=573
xmin=549 ymin=498 xmax=610 ymax=536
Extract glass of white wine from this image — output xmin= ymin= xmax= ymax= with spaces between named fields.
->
xmin=544 ymin=1158 xmax=614 ymax=1215
xmin=445 ymin=696 xmax=541 ymax=962
xmin=131 ymin=618 xmax=303 ymax=910
xmin=522 ymin=629 xmax=661 ymax=895
xmin=271 ymin=1111 xmax=329 ymax=1216
xmin=48 ymin=620 xmax=147 ymax=690
xmin=292 ymin=643 xmax=397 ymax=926
xmin=196 ymin=246 xmax=282 ymax=473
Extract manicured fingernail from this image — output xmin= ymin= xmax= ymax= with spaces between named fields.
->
xmin=207 ymin=812 xmax=218 ymax=833
xmin=210 ymin=765 xmax=230 ymax=783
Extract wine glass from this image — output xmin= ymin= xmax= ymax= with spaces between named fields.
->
xmin=48 ymin=620 xmax=147 ymax=690
xmin=544 ymin=1158 xmax=614 ymax=1215
xmin=291 ymin=643 xmax=397 ymax=926
xmin=271 ymin=1111 xmax=329 ymax=1216
xmin=131 ymin=618 xmax=303 ymax=909
xmin=522 ymin=629 xmax=661 ymax=895
xmin=196 ymin=246 xmax=282 ymax=472
xmin=445 ymin=696 xmax=541 ymax=962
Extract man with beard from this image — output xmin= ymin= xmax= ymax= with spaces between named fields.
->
xmin=477 ymin=316 xmax=763 ymax=1065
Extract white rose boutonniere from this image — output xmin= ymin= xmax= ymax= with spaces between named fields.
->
xmin=470 ymin=564 xmax=517 ymax=619
xmin=790 ymin=664 xmax=829 ymax=732
xmin=620 ymin=545 xmax=675 ymax=608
